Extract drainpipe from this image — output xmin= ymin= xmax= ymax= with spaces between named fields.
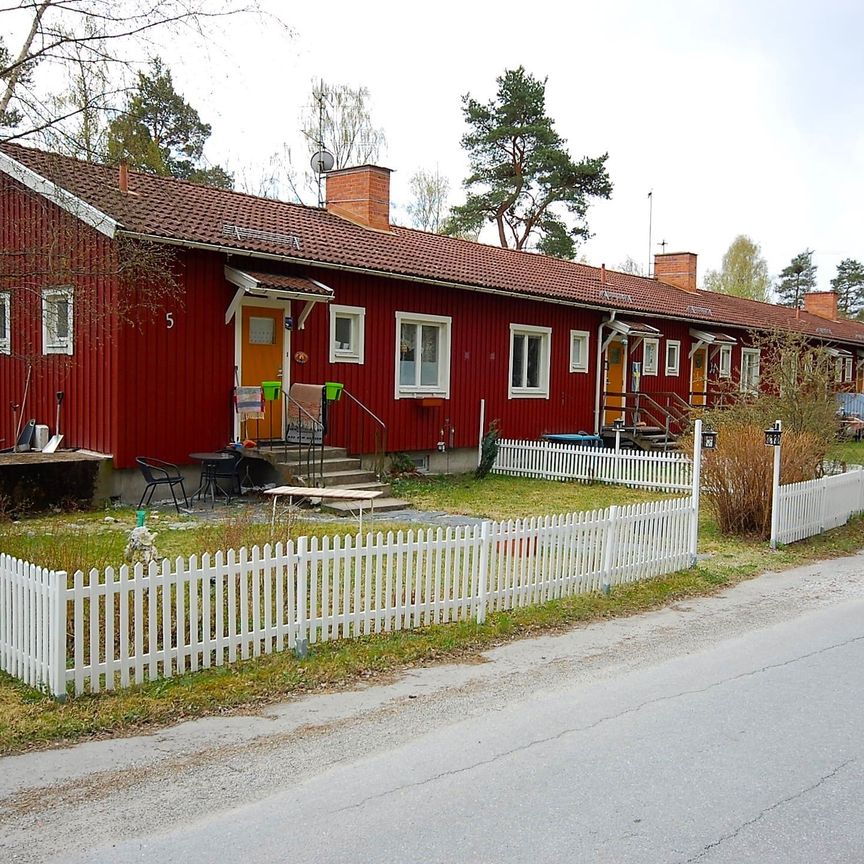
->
xmin=594 ymin=310 xmax=616 ymax=434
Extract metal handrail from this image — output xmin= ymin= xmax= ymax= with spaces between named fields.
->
xmin=283 ymin=392 xmax=325 ymax=486
xmin=331 ymin=388 xmax=388 ymax=480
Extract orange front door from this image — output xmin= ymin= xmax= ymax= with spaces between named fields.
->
xmin=604 ymin=341 xmax=626 ymax=425
xmin=241 ymin=305 xmax=285 ymax=439
xmin=691 ymin=347 xmax=707 ymax=407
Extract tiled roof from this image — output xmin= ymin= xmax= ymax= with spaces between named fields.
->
xmin=241 ymin=271 xmax=332 ymax=297
xmin=5 ymin=142 xmax=864 ymax=348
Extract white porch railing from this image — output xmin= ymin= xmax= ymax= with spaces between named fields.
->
xmin=493 ymin=438 xmax=692 ymax=492
xmin=1 ymin=496 xmax=697 ymax=698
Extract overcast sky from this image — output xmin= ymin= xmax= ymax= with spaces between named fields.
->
xmin=47 ymin=1 xmax=864 ymax=291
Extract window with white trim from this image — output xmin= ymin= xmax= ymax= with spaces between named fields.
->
xmin=395 ymin=311 xmax=451 ymax=398
xmin=0 ymin=293 xmax=9 ymax=355
xmin=845 ymin=356 xmax=854 ymax=383
xmin=719 ymin=344 xmax=732 ymax=378
xmin=665 ymin=340 xmax=680 ymax=376
xmin=329 ymin=304 xmax=365 ymax=364
xmin=740 ymin=348 xmax=761 ymax=393
xmin=509 ymin=324 xmax=551 ymax=398
xmin=569 ymin=330 xmax=589 ymax=373
xmin=42 ymin=287 xmax=73 ymax=355
xmin=643 ymin=337 xmax=659 ymax=376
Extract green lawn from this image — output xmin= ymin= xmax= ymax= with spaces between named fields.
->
xmin=390 ymin=474 xmax=675 ymax=521
xmin=827 ymin=438 xmax=864 ymax=466
xmin=3 ymin=474 xmax=864 ymax=755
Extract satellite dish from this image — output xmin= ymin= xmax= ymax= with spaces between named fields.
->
xmin=310 ymin=149 xmax=335 ymax=173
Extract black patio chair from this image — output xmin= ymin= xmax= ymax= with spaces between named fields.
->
xmin=136 ymin=457 xmax=189 ymax=513
xmin=209 ymin=448 xmax=244 ymax=497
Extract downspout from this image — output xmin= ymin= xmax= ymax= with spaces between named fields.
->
xmin=594 ymin=310 xmax=616 ymax=434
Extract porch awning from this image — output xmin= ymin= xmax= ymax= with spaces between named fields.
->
xmin=826 ymin=347 xmax=853 ymax=358
xmin=607 ymin=318 xmax=661 ymax=337
xmin=224 ymin=266 xmax=332 ymax=326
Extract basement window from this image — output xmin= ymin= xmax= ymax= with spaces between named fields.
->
xmin=42 ymin=287 xmax=73 ymax=355
xmin=329 ymin=304 xmax=366 ymax=364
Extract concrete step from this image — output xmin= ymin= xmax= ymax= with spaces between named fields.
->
xmin=277 ymin=457 xmax=362 ymax=474
xmin=317 ymin=469 xmax=380 ymax=486
xmin=321 ymin=497 xmax=412 ymax=516
xmin=277 ymin=445 xmax=349 ymax=464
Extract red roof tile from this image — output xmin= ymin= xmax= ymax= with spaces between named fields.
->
xmin=4 ymin=142 xmax=864 ymax=348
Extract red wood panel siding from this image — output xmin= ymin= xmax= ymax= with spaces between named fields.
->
xmin=292 ymin=269 xmax=603 ymax=452
xmin=115 ymin=249 xmax=235 ymax=468
xmin=0 ymin=176 xmax=118 ymax=455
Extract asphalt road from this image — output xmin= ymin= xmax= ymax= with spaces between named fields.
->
xmin=3 ymin=552 xmax=864 ymax=863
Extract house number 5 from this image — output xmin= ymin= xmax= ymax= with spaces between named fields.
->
xmin=166 ymin=312 xmax=175 ymax=329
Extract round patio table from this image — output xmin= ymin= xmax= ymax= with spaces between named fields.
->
xmin=189 ymin=452 xmax=235 ymax=506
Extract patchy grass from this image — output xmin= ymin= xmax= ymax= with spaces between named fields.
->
xmin=390 ymin=474 xmax=674 ymax=521
xmin=3 ymin=475 xmax=864 ymax=755
xmin=827 ymin=438 xmax=864 ymax=466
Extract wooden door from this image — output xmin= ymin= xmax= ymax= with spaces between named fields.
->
xmin=691 ymin=347 xmax=707 ymax=407
xmin=604 ymin=341 xmax=626 ymax=425
xmin=241 ymin=306 xmax=285 ymax=439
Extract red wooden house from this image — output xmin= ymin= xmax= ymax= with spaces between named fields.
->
xmin=1 ymin=143 xmax=863 ymax=500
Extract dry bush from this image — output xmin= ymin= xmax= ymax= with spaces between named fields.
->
xmin=700 ymin=423 xmax=827 ymax=538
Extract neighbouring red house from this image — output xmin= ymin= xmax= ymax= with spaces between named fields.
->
xmin=1 ymin=142 xmax=863 ymax=500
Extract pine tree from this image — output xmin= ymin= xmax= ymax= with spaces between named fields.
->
xmin=444 ymin=66 xmax=612 ymax=260
xmin=775 ymin=250 xmax=817 ymax=308
xmin=830 ymin=258 xmax=864 ymax=318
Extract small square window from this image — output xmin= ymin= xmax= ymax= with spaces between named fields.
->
xmin=0 ymin=293 xmax=9 ymax=355
xmin=569 ymin=330 xmax=589 ymax=373
xmin=330 ymin=304 xmax=366 ymax=364
xmin=248 ymin=316 xmax=276 ymax=345
xmin=42 ymin=288 xmax=73 ymax=355
xmin=665 ymin=340 xmax=680 ymax=376
xmin=643 ymin=337 xmax=659 ymax=376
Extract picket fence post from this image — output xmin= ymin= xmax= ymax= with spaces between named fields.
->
xmin=689 ymin=419 xmax=702 ymax=565
xmin=475 ymin=521 xmax=491 ymax=624
xmin=50 ymin=570 xmax=67 ymax=700
xmin=820 ymin=475 xmax=829 ymax=532
xmin=296 ymin=536 xmax=308 ymax=652
xmin=601 ymin=505 xmax=618 ymax=591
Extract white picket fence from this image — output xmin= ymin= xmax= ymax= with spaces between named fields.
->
xmin=773 ymin=468 xmax=864 ymax=545
xmin=0 ymin=496 xmax=696 ymax=697
xmin=493 ymin=438 xmax=692 ymax=491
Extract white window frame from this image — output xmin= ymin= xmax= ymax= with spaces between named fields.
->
xmin=329 ymin=304 xmax=366 ymax=364
xmin=718 ymin=344 xmax=732 ymax=378
xmin=844 ymin=356 xmax=853 ymax=383
xmin=509 ymin=324 xmax=552 ymax=399
xmin=42 ymin=287 xmax=73 ymax=356
xmin=0 ymin=292 xmax=9 ymax=355
xmin=394 ymin=311 xmax=451 ymax=399
xmin=642 ymin=337 xmax=659 ymax=376
xmin=665 ymin=340 xmax=680 ymax=376
xmin=740 ymin=348 xmax=761 ymax=393
xmin=569 ymin=329 xmax=590 ymax=373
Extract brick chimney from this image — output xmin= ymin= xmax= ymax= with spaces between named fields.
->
xmin=325 ymin=165 xmax=392 ymax=231
xmin=654 ymin=252 xmax=698 ymax=293
xmin=118 ymin=160 xmax=129 ymax=193
xmin=802 ymin=291 xmax=838 ymax=321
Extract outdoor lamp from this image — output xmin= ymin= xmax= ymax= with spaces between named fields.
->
xmin=701 ymin=429 xmax=718 ymax=451
xmin=764 ymin=423 xmax=782 ymax=447
xmin=612 ymin=418 xmax=625 ymax=430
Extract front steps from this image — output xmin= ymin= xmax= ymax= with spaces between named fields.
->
xmin=276 ymin=445 xmax=410 ymax=514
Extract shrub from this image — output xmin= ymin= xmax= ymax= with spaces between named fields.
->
xmin=699 ymin=422 xmax=826 ymax=538
xmin=475 ymin=420 xmax=501 ymax=479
